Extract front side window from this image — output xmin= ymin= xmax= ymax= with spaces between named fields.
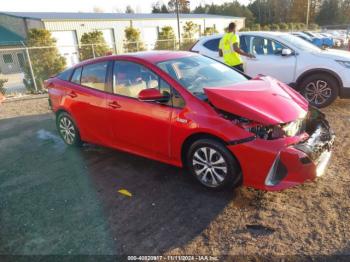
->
xmin=81 ymin=62 xmax=108 ymax=91
xmin=252 ymin=37 xmax=286 ymax=55
xmin=157 ymin=55 xmax=248 ymax=98
xmin=113 ymin=61 xmax=158 ymax=98
xmin=113 ymin=61 xmax=185 ymax=108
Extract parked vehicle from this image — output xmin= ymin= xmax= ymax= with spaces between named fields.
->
xmin=303 ymin=31 xmax=334 ymax=48
xmin=326 ymin=30 xmax=349 ymax=47
xmin=191 ymin=32 xmax=350 ymax=107
xmin=46 ymin=51 xmax=335 ymax=191
xmin=292 ymin=32 xmax=323 ymax=48
xmin=320 ymin=33 xmax=340 ymax=47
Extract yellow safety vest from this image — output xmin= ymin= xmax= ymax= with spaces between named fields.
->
xmin=219 ymin=32 xmax=243 ymax=67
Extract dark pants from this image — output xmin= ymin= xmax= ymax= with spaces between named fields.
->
xmin=232 ymin=64 xmax=244 ymax=73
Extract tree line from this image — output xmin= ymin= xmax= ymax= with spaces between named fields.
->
xmin=151 ymin=0 xmax=350 ymax=28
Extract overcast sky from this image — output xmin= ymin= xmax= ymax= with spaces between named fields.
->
xmin=0 ymin=0 xmax=250 ymax=13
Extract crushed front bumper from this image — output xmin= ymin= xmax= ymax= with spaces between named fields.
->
xmin=229 ymin=108 xmax=335 ymax=191
xmin=264 ymin=118 xmax=335 ymax=189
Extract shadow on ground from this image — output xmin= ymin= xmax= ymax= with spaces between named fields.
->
xmin=0 ymin=114 xmax=237 ymax=255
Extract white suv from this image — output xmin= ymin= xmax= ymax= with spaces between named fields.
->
xmin=191 ymin=32 xmax=350 ymax=107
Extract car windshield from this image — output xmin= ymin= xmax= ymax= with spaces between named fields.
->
xmin=280 ymin=34 xmax=321 ymax=52
xmin=156 ymin=55 xmax=248 ymax=98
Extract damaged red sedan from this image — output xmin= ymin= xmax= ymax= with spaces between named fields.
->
xmin=46 ymin=51 xmax=335 ymax=191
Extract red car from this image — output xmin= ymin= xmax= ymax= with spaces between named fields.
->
xmin=46 ymin=51 xmax=335 ymax=191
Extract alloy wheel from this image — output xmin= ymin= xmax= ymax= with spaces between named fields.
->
xmin=59 ymin=116 xmax=76 ymax=145
xmin=304 ymin=80 xmax=332 ymax=106
xmin=192 ymin=146 xmax=228 ymax=188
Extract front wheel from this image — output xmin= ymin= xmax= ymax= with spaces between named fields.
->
xmin=56 ymin=112 xmax=82 ymax=146
xmin=299 ymin=74 xmax=339 ymax=108
xmin=186 ymin=139 xmax=241 ymax=190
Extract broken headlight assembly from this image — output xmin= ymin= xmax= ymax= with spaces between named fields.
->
xmin=240 ymin=119 xmax=305 ymax=140
xmin=218 ymin=110 xmax=305 ymax=140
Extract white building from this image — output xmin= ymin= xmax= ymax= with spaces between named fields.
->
xmin=0 ymin=12 xmax=245 ymax=67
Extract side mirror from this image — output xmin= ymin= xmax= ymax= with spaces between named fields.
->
xmin=281 ymin=48 xmax=293 ymax=56
xmin=138 ymin=88 xmax=170 ymax=103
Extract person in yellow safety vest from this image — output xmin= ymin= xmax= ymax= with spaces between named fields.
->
xmin=219 ymin=22 xmax=255 ymax=72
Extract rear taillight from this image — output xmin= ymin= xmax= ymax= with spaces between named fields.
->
xmin=43 ymin=80 xmax=49 ymax=89
xmin=43 ymin=80 xmax=54 ymax=89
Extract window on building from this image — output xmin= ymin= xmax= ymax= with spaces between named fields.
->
xmin=3 ymin=54 xmax=13 ymax=64
xmin=81 ymin=62 xmax=108 ymax=91
xmin=16 ymin=53 xmax=25 ymax=69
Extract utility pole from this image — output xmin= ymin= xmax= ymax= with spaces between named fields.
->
xmin=258 ymin=0 xmax=261 ymax=25
xmin=176 ymin=0 xmax=181 ymax=49
xmin=306 ymin=0 xmax=311 ymax=28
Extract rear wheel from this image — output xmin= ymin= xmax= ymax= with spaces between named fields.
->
xmin=299 ymin=73 xmax=339 ymax=108
xmin=186 ymin=139 xmax=241 ymax=190
xmin=56 ymin=112 xmax=82 ymax=146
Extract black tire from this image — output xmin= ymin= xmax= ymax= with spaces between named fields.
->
xmin=56 ymin=112 xmax=82 ymax=146
xmin=186 ymin=139 xmax=241 ymax=190
xmin=299 ymin=73 xmax=339 ymax=108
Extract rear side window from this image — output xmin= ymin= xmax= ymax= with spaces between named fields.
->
xmin=70 ymin=67 xmax=82 ymax=84
xmin=81 ymin=62 xmax=108 ymax=91
xmin=57 ymin=68 xmax=73 ymax=81
xmin=203 ymin=38 xmax=221 ymax=52
xmin=240 ymin=35 xmax=251 ymax=53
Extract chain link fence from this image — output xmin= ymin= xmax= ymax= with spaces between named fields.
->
xmin=0 ymin=38 xmax=198 ymax=96
xmin=0 ymin=46 xmax=29 ymax=96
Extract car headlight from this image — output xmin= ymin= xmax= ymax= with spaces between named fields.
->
xmin=282 ymin=119 xmax=304 ymax=137
xmin=245 ymin=119 xmax=305 ymax=140
xmin=336 ymin=60 xmax=350 ymax=68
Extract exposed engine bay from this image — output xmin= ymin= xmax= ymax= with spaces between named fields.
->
xmin=294 ymin=107 xmax=335 ymax=161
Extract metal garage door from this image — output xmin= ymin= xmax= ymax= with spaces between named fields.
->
xmin=51 ymin=31 xmax=79 ymax=67
xmin=142 ymin=27 xmax=158 ymax=50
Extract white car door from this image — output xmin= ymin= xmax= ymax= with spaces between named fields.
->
xmin=244 ymin=36 xmax=297 ymax=84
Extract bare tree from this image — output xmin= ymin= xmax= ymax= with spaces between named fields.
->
xmin=125 ymin=5 xmax=135 ymax=14
xmin=93 ymin=6 xmax=105 ymax=13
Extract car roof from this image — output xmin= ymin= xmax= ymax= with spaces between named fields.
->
xmin=199 ymin=31 xmax=292 ymax=40
xmin=240 ymin=31 xmax=291 ymax=37
xmin=73 ymin=51 xmax=196 ymax=68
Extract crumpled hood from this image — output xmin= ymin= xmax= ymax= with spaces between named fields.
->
xmin=204 ymin=76 xmax=308 ymax=125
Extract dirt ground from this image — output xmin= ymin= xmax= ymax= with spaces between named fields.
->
xmin=166 ymin=99 xmax=350 ymax=258
xmin=0 ymin=96 xmax=349 ymax=259
xmin=0 ymin=95 xmax=51 ymax=120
